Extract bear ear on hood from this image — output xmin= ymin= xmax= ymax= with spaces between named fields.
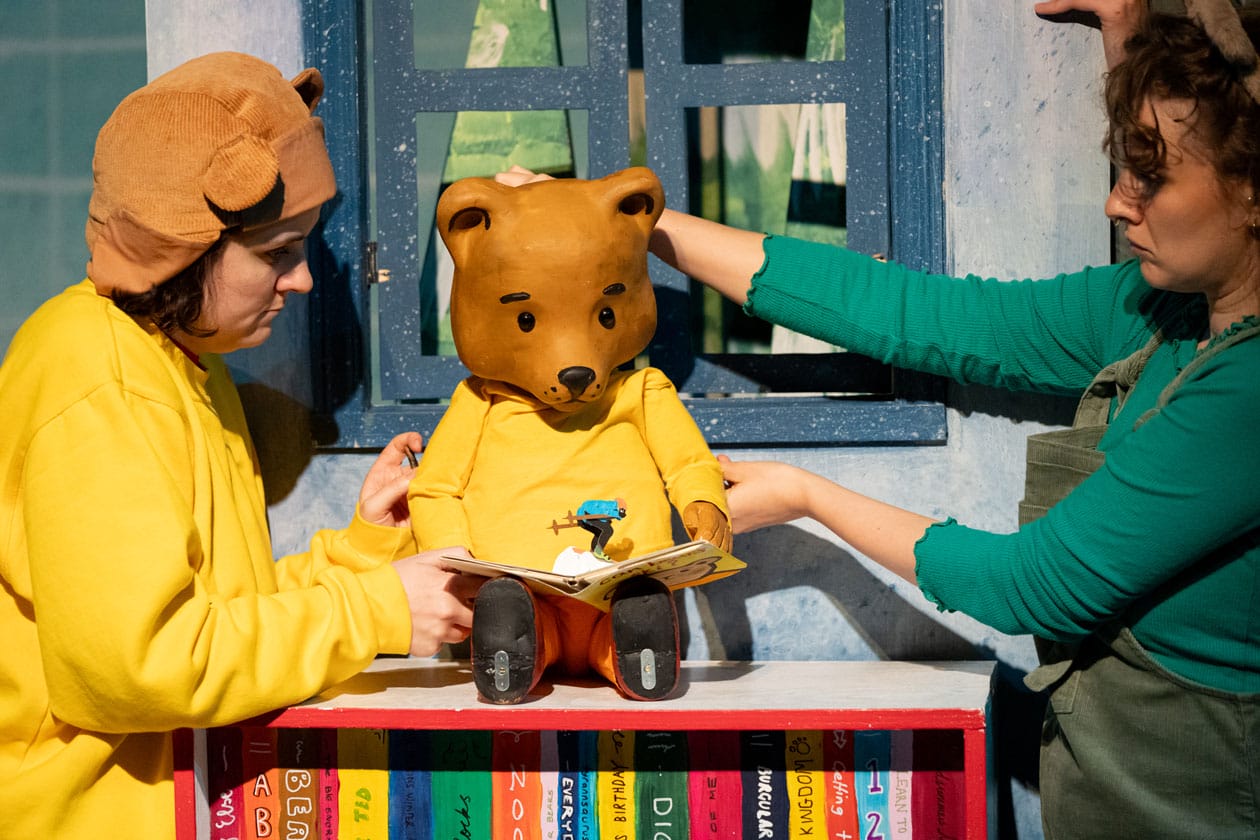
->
xmin=290 ymin=67 xmax=325 ymax=112
xmin=598 ymin=166 xmax=665 ymax=237
xmin=436 ymin=177 xmax=509 ymax=265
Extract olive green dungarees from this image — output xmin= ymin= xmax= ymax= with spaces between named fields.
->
xmin=1018 ymin=324 xmax=1260 ymax=839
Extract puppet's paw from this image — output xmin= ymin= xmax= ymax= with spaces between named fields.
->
xmin=610 ymin=577 xmax=680 ymax=701
xmin=471 ymin=577 xmax=542 ymax=704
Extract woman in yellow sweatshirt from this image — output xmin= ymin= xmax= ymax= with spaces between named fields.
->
xmin=0 ymin=52 xmax=481 ymax=838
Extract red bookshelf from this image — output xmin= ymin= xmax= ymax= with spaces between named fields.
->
xmin=174 ymin=658 xmax=994 ymax=838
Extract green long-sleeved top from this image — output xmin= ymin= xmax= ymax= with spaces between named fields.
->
xmin=747 ymin=235 xmax=1260 ymax=693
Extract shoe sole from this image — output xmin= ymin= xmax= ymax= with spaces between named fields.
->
xmin=611 ymin=578 xmax=679 ymax=701
xmin=471 ymin=577 xmax=538 ymax=704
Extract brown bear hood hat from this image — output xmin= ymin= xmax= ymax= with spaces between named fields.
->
xmin=85 ymin=51 xmax=337 ymax=296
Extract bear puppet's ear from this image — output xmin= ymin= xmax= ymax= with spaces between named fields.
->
xmin=436 ymin=177 xmax=509 ymax=266
xmin=598 ymin=166 xmax=665 ymax=236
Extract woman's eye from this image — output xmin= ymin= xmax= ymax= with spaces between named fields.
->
xmin=518 ymin=312 xmax=536 ymax=333
xmin=1132 ymin=170 xmax=1164 ymax=198
xmin=266 ymin=244 xmax=296 ymax=263
xmin=599 ymin=307 xmax=616 ymax=329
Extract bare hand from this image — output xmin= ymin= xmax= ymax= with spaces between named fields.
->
xmin=391 ymin=547 xmax=483 ymax=657
xmin=681 ymin=500 xmax=733 ymax=552
xmin=494 ymin=165 xmax=554 ymax=187
xmin=358 ymin=432 xmax=424 ymax=528
xmin=1033 ymin=0 xmax=1144 ymax=67
xmin=718 ymin=455 xmax=814 ymax=534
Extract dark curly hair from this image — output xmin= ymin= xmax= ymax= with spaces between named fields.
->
xmin=1105 ymin=11 xmax=1260 ymax=209
xmin=111 ymin=235 xmax=227 ymax=338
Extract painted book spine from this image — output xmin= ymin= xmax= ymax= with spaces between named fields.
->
xmin=597 ymin=730 xmax=636 ymax=840
xmin=853 ymin=731 xmax=891 ymax=840
xmin=635 ymin=731 xmax=689 ymax=840
xmin=337 ymin=728 xmax=389 ymax=839
xmin=389 ymin=729 xmax=433 ymax=840
xmin=430 ymin=729 xmax=493 ymax=840
xmin=318 ymin=729 xmax=339 ymax=838
xmin=910 ymin=730 xmax=965 ymax=840
xmin=207 ymin=727 xmax=244 ymax=840
xmin=492 ymin=729 xmax=543 ymax=840
xmin=786 ymin=730 xmax=826 ymax=840
xmin=686 ymin=730 xmax=741 ymax=839
xmin=887 ymin=730 xmax=914 ymax=839
xmin=740 ymin=730 xmax=788 ymax=839
xmin=276 ymin=729 xmax=320 ymax=840
xmin=822 ymin=730 xmax=860 ymax=840
xmin=240 ymin=726 xmax=280 ymax=840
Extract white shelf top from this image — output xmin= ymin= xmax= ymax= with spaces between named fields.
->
xmin=258 ymin=659 xmax=996 ymax=732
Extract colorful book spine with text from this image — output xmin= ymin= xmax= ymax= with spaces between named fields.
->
xmin=854 ymin=730 xmax=892 ymax=840
xmin=634 ymin=731 xmax=689 ymax=839
xmin=240 ymin=726 xmax=280 ymax=840
xmin=786 ymin=729 xmax=827 ymax=840
xmin=556 ymin=729 xmax=599 ymax=839
xmin=492 ymin=729 xmax=544 ymax=840
xmin=888 ymin=729 xmax=916 ymax=839
xmin=740 ymin=729 xmax=789 ymax=838
xmin=388 ymin=729 xmax=433 ymax=840
xmin=207 ymin=725 xmax=244 ymax=840
xmin=277 ymin=728 xmax=321 ymax=840
xmin=338 ymin=728 xmax=390 ymax=839
xmin=823 ymin=730 xmax=861 ymax=840
xmin=596 ymin=730 xmax=636 ymax=840
xmin=911 ymin=729 xmax=965 ymax=840
xmin=318 ymin=728 xmax=339 ymax=837
xmin=539 ymin=729 xmax=561 ymax=839
xmin=430 ymin=729 xmax=492 ymax=840
xmin=686 ymin=730 xmax=741 ymax=839
xmin=201 ymin=725 xmax=965 ymax=838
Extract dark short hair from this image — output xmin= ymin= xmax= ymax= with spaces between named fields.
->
xmin=111 ymin=235 xmax=227 ymax=337
xmin=1105 ymin=11 xmax=1260 ymax=203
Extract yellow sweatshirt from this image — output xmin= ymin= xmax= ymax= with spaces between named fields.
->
xmin=0 ymin=280 xmax=414 ymax=838
xmin=408 ymin=368 xmax=729 ymax=567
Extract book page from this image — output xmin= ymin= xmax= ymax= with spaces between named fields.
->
xmin=442 ymin=541 xmax=745 ymax=611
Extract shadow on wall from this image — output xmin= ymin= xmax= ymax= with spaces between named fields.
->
xmin=694 ymin=522 xmax=1046 ymax=840
xmin=691 ymin=523 xmax=980 ymax=661
xmin=237 ymin=383 xmax=316 ymax=504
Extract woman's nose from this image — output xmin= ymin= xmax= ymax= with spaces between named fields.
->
xmin=281 ymin=258 xmax=315 ymax=295
xmin=1104 ymin=172 xmax=1143 ymax=228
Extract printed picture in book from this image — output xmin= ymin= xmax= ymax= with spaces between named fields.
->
xmin=205 ymin=725 xmax=966 ymax=839
xmin=405 ymin=166 xmax=737 ymax=705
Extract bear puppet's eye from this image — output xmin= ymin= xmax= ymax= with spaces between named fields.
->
xmin=598 ymin=307 xmax=616 ymax=330
xmin=517 ymin=312 xmax=536 ymax=333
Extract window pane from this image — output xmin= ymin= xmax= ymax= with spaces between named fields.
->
xmin=681 ymin=0 xmax=843 ymax=65
xmin=687 ymin=101 xmax=849 ymax=361
xmin=408 ymin=0 xmax=588 ymax=70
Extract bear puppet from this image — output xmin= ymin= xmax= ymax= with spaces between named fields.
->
xmin=407 ymin=166 xmax=732 ymax=703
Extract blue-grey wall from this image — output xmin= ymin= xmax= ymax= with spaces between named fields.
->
xmin=2 ymin=3 xmax=1111 ymax=836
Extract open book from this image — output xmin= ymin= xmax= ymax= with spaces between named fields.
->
xmin=442 ymin=540 xmax=745 ymax=611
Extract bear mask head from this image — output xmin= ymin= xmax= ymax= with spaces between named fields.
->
xmin=436 ymin=167 xmax=665 ymax=413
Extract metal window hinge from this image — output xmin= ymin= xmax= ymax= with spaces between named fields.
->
xmin=364 ymin=240 xmax=391 ymax=285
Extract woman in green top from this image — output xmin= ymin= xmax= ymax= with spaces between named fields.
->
xmin=648 ymin=2 xmax=1260 ymax=838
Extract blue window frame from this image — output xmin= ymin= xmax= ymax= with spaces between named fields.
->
xmin=303 ymin=0 xmax=946 ymax=448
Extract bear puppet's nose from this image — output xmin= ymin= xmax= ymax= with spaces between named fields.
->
xmin=558 ymin=366 xmax=596 ymax=399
